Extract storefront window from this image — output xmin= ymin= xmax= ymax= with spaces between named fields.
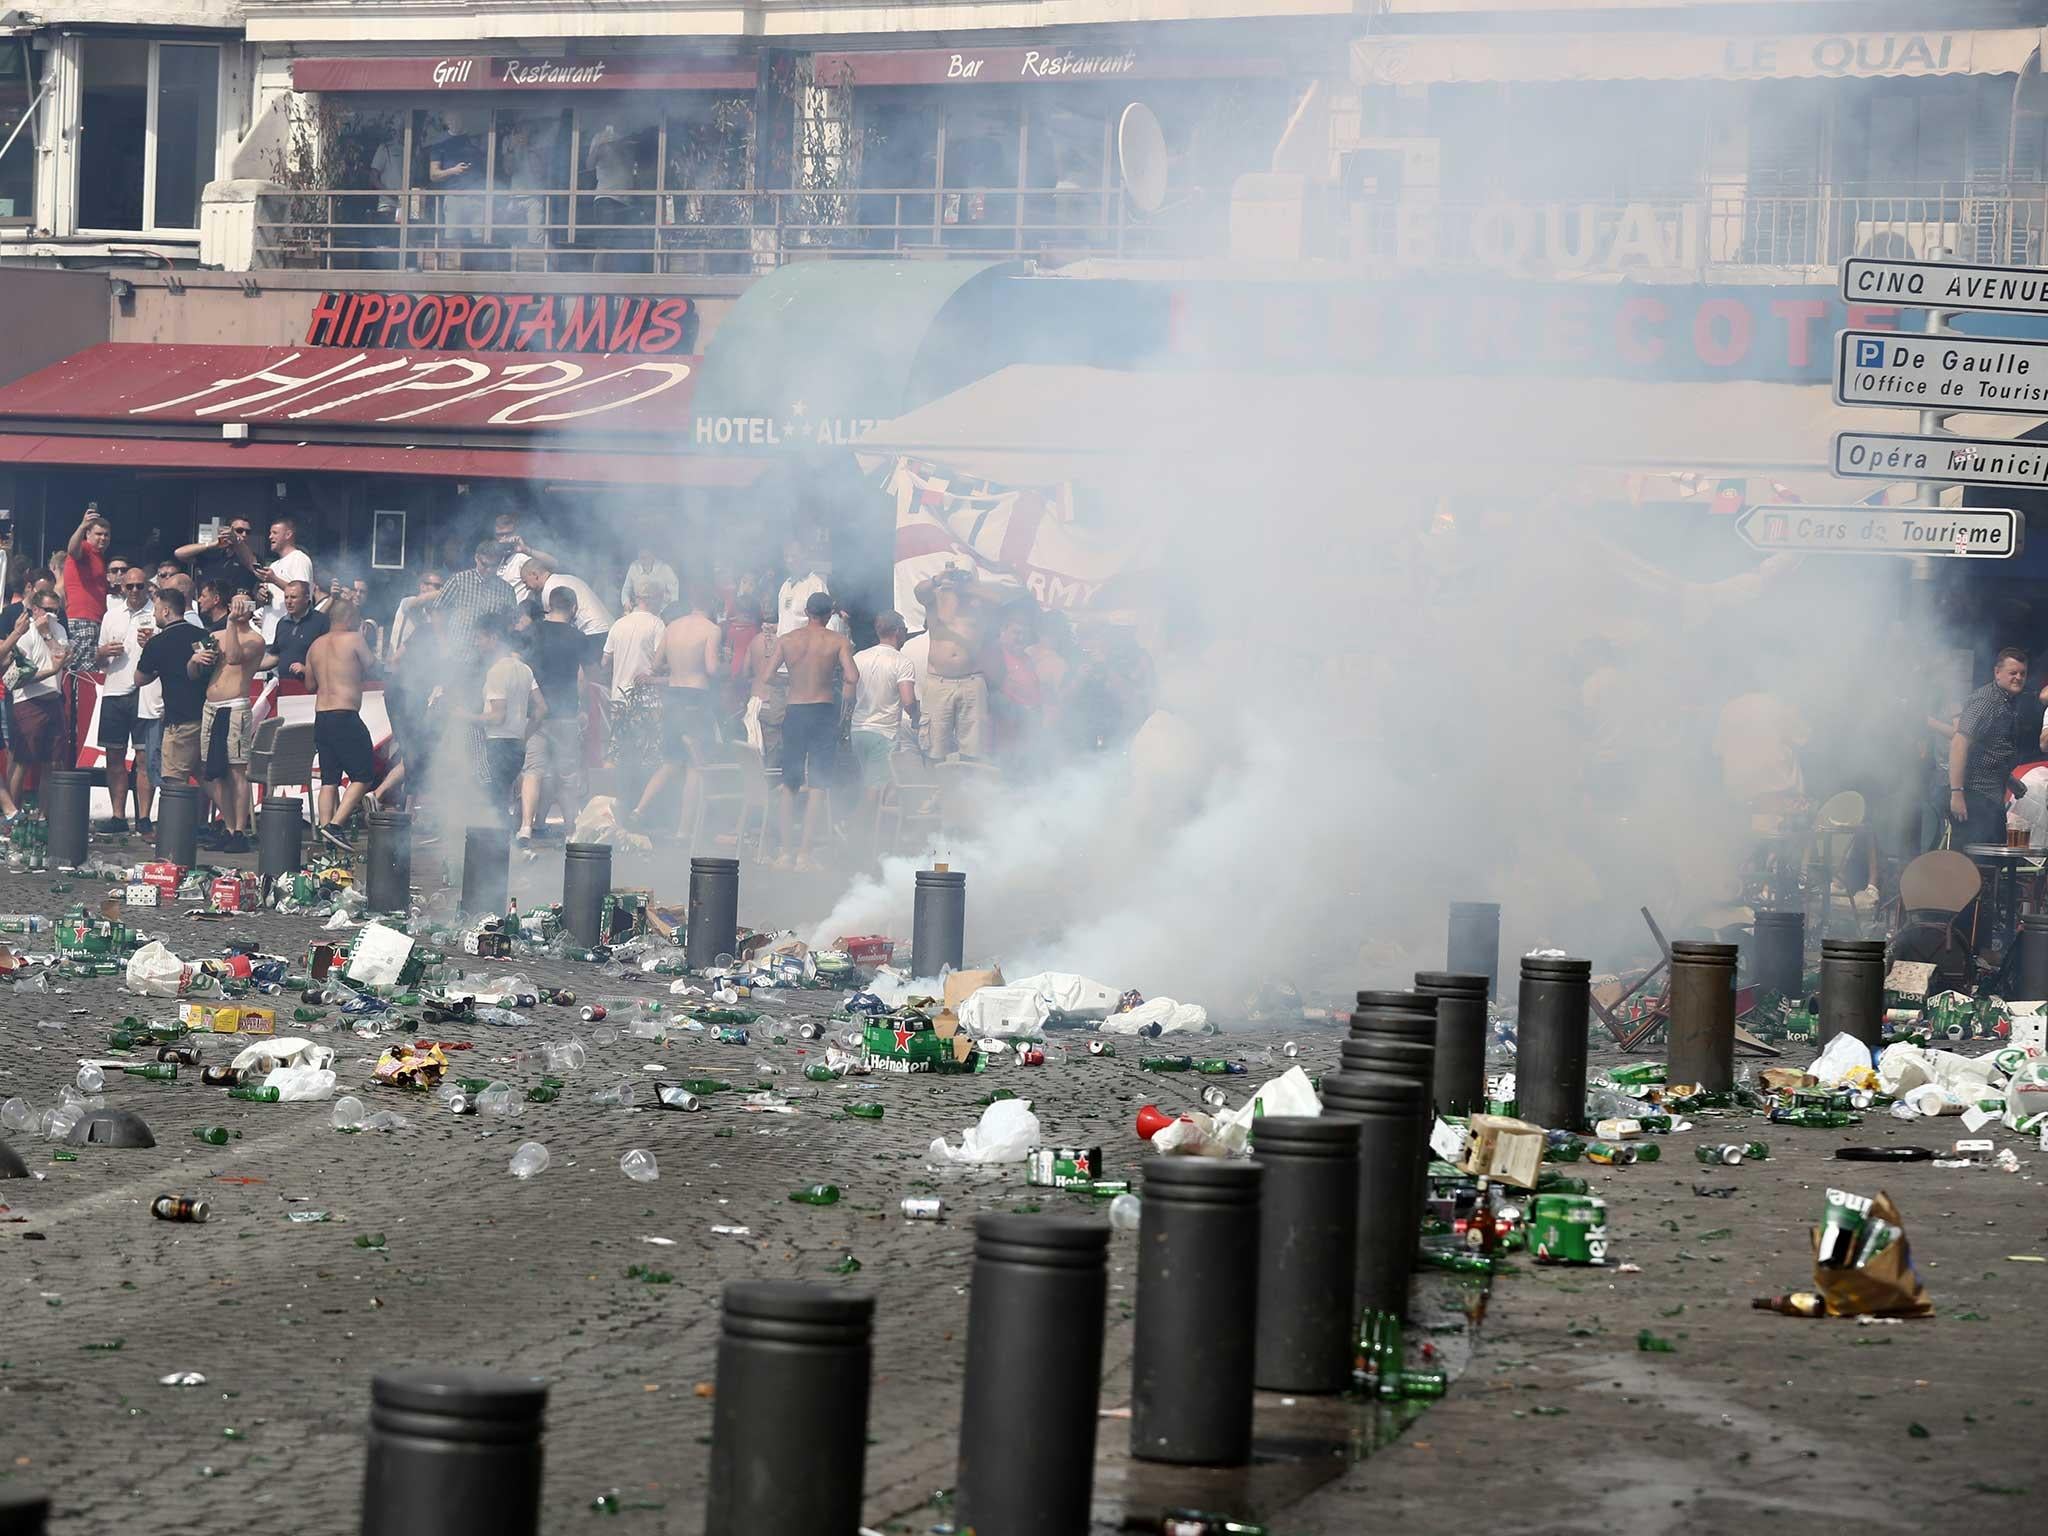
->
xmin=77 ymin=37 xmax=219 ymax=233
xmin=0 ymin=43 xmax=36 ymax=224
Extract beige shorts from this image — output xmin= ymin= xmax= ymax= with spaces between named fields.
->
xmin=200 ymin=697 xmax=254 ymax=776
xmin=160 ymin=721 xmax=202 ymax=781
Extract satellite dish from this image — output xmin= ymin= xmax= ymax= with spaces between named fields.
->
xmin=1117 ymin=103 xmax=1168 ymax=215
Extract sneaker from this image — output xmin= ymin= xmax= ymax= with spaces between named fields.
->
xmin=95 ymin=817 xmax=129 ymax=835
xmin=317 ymin=823 xmax=355 ymax=855
xmin=198 ymin=827 xmax=227 ymax=850
xmin=515 ymin=827 xmax=533 ymax=848
xmin=134 ymin=818 xmax=153 ymax=837
xmin=219 ymin=832 xmax=251 ymax=854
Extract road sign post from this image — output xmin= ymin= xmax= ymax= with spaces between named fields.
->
xmin=1833 ymin=330 xmax=2048 ymax=415
xmin=1734 ymin=504 xmax=2021 ymax=560
xmin=1834 ymin=431 xmax=2048 ymax=490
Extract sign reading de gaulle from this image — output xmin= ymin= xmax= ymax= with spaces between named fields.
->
xmin=304 ymin=291 xmax=697 ymax=358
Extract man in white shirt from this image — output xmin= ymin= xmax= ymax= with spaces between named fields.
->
xmin=239 ymin=516 xmax=313 ymax=643
xmin=603 ymin=579 xmax=667 ymax=809
xmin=93 ymin=565 xmax=156 ymax=831
xmin=777 ymin=540 xmax=848 ymax=638
xmin=899 ymin=629 xmax=931 ymax=754
xmin=518 ymin=553 xmax=613 ymax=638
xmin=8 ymin=591 xmax=66 ymax=806
xmin=492 ymin=511 xmax=560 ymax=590
xmin=472 ymin=619 xmax=545 ymax=839
xmin=620 ymin=546 xmax=679 ymax=615
xmin=850 ymin=611 xmax=918 ymax=788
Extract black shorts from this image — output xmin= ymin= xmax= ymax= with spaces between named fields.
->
xmin=315 ymin=708 xmax=375 ymax=787
xmin=661 ymin=687 xmax=714 ymax=765
xmin=97 ymin=690 xmax=143 ymax=752
xmin=780 ymin=701 xmax=838 ymax=791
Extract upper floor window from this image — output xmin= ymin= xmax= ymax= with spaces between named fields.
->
xmin=77 ymin=37 xmax=219 ymax=234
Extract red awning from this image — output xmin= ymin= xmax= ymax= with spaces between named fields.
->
xmin=0 ymin=433 xmax=762 ymax=486
xmin=0 ymin=342 xmax=761 ymax=485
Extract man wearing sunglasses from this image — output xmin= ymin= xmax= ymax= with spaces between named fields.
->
xmin=175 ymin=519 xmax=259 ymax=600
xmin=93 ymin=569 xmax=156 ymax=833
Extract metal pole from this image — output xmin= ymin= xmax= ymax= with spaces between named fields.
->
xmin=1911 ymin=247 xmax=1957 ymax=593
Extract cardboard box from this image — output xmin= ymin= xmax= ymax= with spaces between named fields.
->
xmin=1459 ymin=1113 xmax=1546 ymax=1190
xmin=209 ymin=875 xmax=256 ymax=913
xmin=122 ymin=883 xmax=158 ymax=907
xmin=943 ymin=967 xmax=1003 ymax=1013
xmin=837 ymin=935 xmax=896 ymax=967
xmin=142 ymin=862 xmax=185 ymax=900
xmin=237 ymin=1005 xmax=276 ymax=1037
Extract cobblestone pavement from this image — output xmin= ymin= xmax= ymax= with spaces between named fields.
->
xmin=3 ymin=835 xmax=2045 ymax=1534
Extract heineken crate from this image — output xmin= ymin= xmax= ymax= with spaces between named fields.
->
xmin=55 ymin=917 xmax=134 ymax=955
xmin=1026 ymin=1145 xmax=1106 ymax=1189
xmin=861 ymin=1018 xmax=978 ymax=1074
xmin=600 ymin=891 xmax=649 ymax=944
xmin=1528 ymin=1193 xmax=1609 ymax=1266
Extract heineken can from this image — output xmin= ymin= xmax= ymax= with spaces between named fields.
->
xmin=1695 ymin=1144 xmax=1745 ymax=1165
xmin=900 ymin=1197 xmax=943 ymax=1220
xmin=714 ymin=1025 xmax=749 ymax=1045
xmin=1025 ymin=1145 xmax=1104 ymax=1189
xmin=1086 ymin=1040 xmax=1115 ymax=1056
xmin=1527 ymin=1192 xmax=1609 ymax=1265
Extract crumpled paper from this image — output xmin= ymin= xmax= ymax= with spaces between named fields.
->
xmin=929 ymin=1098 xmax=1039 ymax=1165
xmin=1099 ymin=997 xmax=1210 ymax=1035
xmin=374 ymin=1043 xmax=449 ymax=1090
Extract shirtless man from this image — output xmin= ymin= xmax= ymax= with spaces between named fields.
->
xmin=198 ymin=592 xmax=264 ymax=850
xmin=763 ymin=590 xmax=856 ymax=870
xmin=304 ymin=598 xmax=378 ymax=848
xmin=633 ymin=583 xmax=723 ymax=839
xmin=913 ymin=566 xmax=998 ymax=761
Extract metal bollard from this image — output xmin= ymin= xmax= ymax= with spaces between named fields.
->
xmin=1516 ymin=955 xmax=1592 ymax=1132
xmin=1339 ymin=1036 xmax=1435 ymax=1213
xmin=257 ymin=794 xmax=304 ymax=882
xmin=685 ymin=856 xmax=740 ymax=972
xmin=2019 ymin=911 xmax=2048 ymax=1003
xmin=155 ymin=781 xmax=201 ymax=869
xmin=0 ymin=1491 xmax=48 ymax=1534
xmin=911 ymin=865 xmax=966 ymax=978
xmin=1447 ymin=900 xmax=1501 ymax=999
xmin=1415 ymin=970 xmax=1490 ymax=1117
xmin=706 ymin=1282 xmax=873 ymax=1536
xmin=361 ymin=1369 xmax=547 ymax=1536
xmin=956 ymin=1215 xmax=1109 ymax=1536
xmin=1667 ymin=940 xmax=1737 ymax=1090
xmin=364 ymin=809 xmax=412 ymax=914
xmin=1131 ymin=1158 xmax=1264 ymax=1466
xmin=561 ymin=842 xmax=612 ymax=948
xmin=1819 ymin=938 xmax=1885 ymax=1050
xmin=1318 ymin=1071 xmax=1426 ymax=1321
xmin=1749 ymin=909 xmax=1805 ymax=1000
xmin=459 ymin=825 xmax=511 ymax=916
xmin=1250 ymin=1116 xmax=1360 ymax=1394
xmin=43 ymin=769 xmax=89 ymax=868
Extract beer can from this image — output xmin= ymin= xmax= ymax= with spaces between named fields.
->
xmin=1026 ymin=1145 xmax=1104 ymax=1189
xmin=1086 ymin=1040 xmax=1114 ymax=1056
xmin=1695 ymin=1144 xmax=1745 ymax=1165
xmin=655 ymin=1083 xmax=703 ymax=1112
xmin=1016 ymin=1046 xmax=1045 ymax=1066
xmin=1527 ymin=1192 xmax=1608 ymax=1265
xmin=900 ymin=1197 xmax=943 ymax=1220
xmin=447 ymin=1092 xmax=476 ymax=1116
xmin=580 ymin=1005 xmax=607 ymax=1023
xmin=714 ymin=1025 xmax=749 ymax=1046
xmin=151 ymin=1195 xmax=211 ymax=1224
xmin=796 ymin=1021 xmax=824 ymax=1041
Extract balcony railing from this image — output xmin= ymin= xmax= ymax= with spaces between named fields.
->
xmin=1348 ymin=184 xmax=2048 ymax=278
xmin=248 ymin=182 xmax=1208 ymax=273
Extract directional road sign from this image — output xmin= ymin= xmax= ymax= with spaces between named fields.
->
xmin=1834 ymin=429 xmax=2048 ymax=489
xmin=1834 ymin=329 xmax=2048 ymax=415
xmin=1842 ymin=256 xmax=2048 ymax=317
xmin=1734 ymin=504 xmax=2020 ymax=559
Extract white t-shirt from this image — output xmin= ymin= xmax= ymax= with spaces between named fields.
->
xmin=852 ymin=643 xmax=916 ymax=737
xmin=482 ymin=654 xmax=536 ymax=740
xmin=777 ymin=572 xmax=849 ymax=639
xmin=258 ymin=546 xmax=313 ymax=641
xmin=899 ymin=631 xmax=931 ymax=710
xmin=97 ymin=600 xmax=151 ymax=696
xmin=11 ymin=619 xmax=60 ymax=701
xmin=621 ymin=560 xmax=679 ymax=613
xmin=542 ymin=573 xmax=613 ymax=638
xmin=603 ymin=610 xmax=664 ymax=702
xmin=496 ymin=548 xmax=532 ymax=589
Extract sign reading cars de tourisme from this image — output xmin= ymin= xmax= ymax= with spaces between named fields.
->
xmin=1735 ymin=504 xmax=2020 ymax=559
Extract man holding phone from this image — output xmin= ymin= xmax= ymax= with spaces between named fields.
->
xmin=94 ymin=566 xmax=155 ymax=832
xmin=199 ymin=592 xmax=264 ymax=851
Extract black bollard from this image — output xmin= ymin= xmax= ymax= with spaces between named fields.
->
xmin=364 ymin=809 xmax=412 ymax=914
xmin=561 ymin=842 xmax=611 ymax=948
xmin=155 ymin=781 xmax=200 ymax=868
xmin=1447 ymin=900 xmax=1501 ymax=998
xmin=459 ymin=825 xmax=511 ymax=916
xmin=1131 ymin=1158 xmax=1263 ymax=1466
xmin=1415 ymin=970 xmax=1490 ymax=1117
xmin=912 ymin=865 xmax=966 ymax=978
xmin=1516 ymin=955 xmax=1592 ymax=1132
xmin=1819 ymin=938 xmax=1885 ymax=1050
xmin=43 ymin=769 xmax=89 ymax=868
xmin=1319 ymin=1071 xmax=1426 ymax=1320
xmin=685 ymin=856 xmax=740 ymax=971
xmin=1749 ymin=909 xmax=1805 ymax=1000
xmin=1348 ymin=988 xmax=1437 ymax=1045
xmin=1339 ymin=1036 xmax=1435 ymax=1213
xmin=257 ymin=794 xmax=304 ymax=882
xmin=1667 ymin=941 xmax=1737 ymax=1090
xmin=361 ymin=1369 xmax=547 ymax=1536
xmin=2018 ymin=912 xmax=2048 ymax=1002
xmin=956 ymin=1216 xmax=1109 ymax=1536
xmin=1250 ymin=1116 xmax=1360 ymax=1394
xmin=706 ymin=1282 xmax=873 ymax=1536
xmin=0 ymin=1492 xmax=47 ymax=1534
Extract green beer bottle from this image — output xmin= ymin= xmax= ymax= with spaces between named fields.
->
xmin=525 ymin=1085 xmax=560 ymax=1104
xmin=228 ymin=1085 xmax=280 ymax=1102
xmin=1397 ymin=1371 xmax=1448 ymax=1399
xmin=680 ymin=1077 xmax=730 ymax=1095
xmin=123 ymin=1062 xmax=177 ymax=1082
xmin=788 ymin=1183 xmax=840 ymax=1206
xmin=1543 ymin=1136 xmax=1585 ymax=1163
xmin=1418 ymin=1247 xmax=1495 ymax=1274
xmin=191 ymin=1126 xmax=231 ymax=1146
xmin=1375 ymin=1311 xmax=1405 ymax=1399
xmin=293 ymin=1007 xmax=324 ymax=1023
xmin=1742 ymin=1140 xmax=1769 ymax=1161
xmin=1140 ymin=1056 xmax=1193 ymax=1072
xmin=846 ymin=1103 xmax=885 ymax=1119
xmin=1766 ymin=1107 xmax=1860 ymax=1128
xmin=803 ymin=1065 xmax=836 ymax=1082
xmin=1535 ymin=1173 xmax=1592 ymax=1194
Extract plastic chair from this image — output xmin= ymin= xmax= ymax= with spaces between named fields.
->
xmin=876 ymin=752 xmax=942 ymax=855
xmin=1807 ymin=789 xmax=1867 ymax=934
xmin=1892 ymin=849 xmax=1982 ymax=992
xmin=690 ymin=757 xmax=745 ymax=852
xmin=250 ymin=719 xmax=317 ymax=801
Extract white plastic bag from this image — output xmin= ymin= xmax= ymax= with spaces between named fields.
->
xmin=231 ymin=1037 xmax=333 ymax=1073
xmin=124 ymin=940 xmax=192 ymax=998
xmin=1152 ymin=1113 xmax=1227 ymax=1157
xmin=345 ymin=923 xmax=415 ymax=987
xmin=1902 ymin=1082 xmax=1960 ymax=1116
xmin=1876 ymin=1042 xmax=1934 ymax=1097
xmin=1214 ymin=1066 xmax=1322 ymax=1153
xmin=1006 ymin=971 xmax=1120 ymax=1020
xmin=1806 ymin=1032 xmax=1876 ymax=1087
xmin=264 ymin=1065 xmax=337 ymax=1102
xmin=955 ymin=986 xmax=1051 ymax=1038
xmin=1099 ymin=997 xmax=1210 ymax=1035
xmin=2006 ymin=1060 xmax=2048 ymax=1131
xmin=928 ymin=1098 xmax=1039 ymax=1165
